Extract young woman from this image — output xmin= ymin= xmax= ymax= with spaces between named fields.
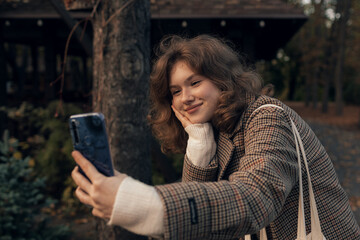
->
xmin=71 ymin=35 xmax=360 ymax=239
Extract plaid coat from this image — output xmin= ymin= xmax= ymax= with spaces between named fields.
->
xmin=155 ymin=95 xmax=360 ymax=240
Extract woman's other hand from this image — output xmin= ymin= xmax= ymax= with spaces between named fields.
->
xmin=71 ymin=151 xmax=127 ymax=220
xmin=171 ymin=105 xmax=193 ymax=128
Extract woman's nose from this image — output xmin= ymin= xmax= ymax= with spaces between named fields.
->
xmin=181 ymin=89 xmax=194 ymax=103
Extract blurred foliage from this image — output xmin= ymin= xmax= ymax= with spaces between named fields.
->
xmin=261 ymin=0 xmax=360 ymax=106
xmin=0 ymin=130 xmax=71 ymax=240
xmin=0 ymin=101 xmax=84 ymax=209
xmin=171 ymin=153 xmax=185 ymax=176
xmin=151 ymin=153 xmax=183 ymax=185
xmin=151 ymin=168 xmax=166 ymax=185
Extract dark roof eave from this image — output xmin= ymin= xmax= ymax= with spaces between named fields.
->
xmin=0 ymin=12 xmax=307 ymax=20
xmin=151 ymin=13 xmax=308 ymax=20
xmin=0 ymin=12 xmax=89 ymax=19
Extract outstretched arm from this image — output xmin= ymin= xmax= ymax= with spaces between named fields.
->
xmin=71 ymin=151 xmax=164 ymax=237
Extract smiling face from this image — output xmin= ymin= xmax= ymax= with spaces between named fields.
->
xmin=169 ymin=61 xmax=221 ymax=124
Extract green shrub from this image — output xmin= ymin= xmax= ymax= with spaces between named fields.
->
xmin=1 ymin=101 xmax=83 ymax=206
xmin=0 ymin=130 xmax=71 ymax=240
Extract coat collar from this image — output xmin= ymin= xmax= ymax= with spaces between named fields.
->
xmin=215 ymin=95 xmax=284 ymax=179
xmin=216 ymin=93 xmax=257 ymax=179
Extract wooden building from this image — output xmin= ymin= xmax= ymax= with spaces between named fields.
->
xmin=0 ymin=0 xmax=306 ymax=106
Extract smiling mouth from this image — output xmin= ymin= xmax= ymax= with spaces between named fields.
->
xmin=185 ymin=103 xmax=202 ymax=114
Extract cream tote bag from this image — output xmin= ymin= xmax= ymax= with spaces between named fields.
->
xmin=245 ymin=104 xmax=326 ymax=240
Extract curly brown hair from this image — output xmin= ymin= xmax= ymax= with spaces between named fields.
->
xmin=148 ymin=35 xmax=262 ymax=154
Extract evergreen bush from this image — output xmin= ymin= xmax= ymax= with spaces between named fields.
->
xmin=1 ymin=101 xmax=82 ymax=201
xmin=0 ymin=130 xmax=70 ymax=240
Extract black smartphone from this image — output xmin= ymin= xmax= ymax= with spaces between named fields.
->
xmin=69 ymin=112 xmax=114 ymax=177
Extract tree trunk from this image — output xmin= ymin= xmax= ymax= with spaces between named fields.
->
xmin=92 ymin=1 xmax=151 ymax=239
xmin=308 ymin=0 xmax=326 ymax=110
xmin=321 ymin=65 xmax=330 ymax=113
xmin=305 ymin=68 xmax=311 ymax=107
xmin=334 ymin=0 xmax=352 ymax=115
xmin=311 ymin=69 xmax=318 ymax=109
xmin=321 ymin=27 xmax=335 ymax=113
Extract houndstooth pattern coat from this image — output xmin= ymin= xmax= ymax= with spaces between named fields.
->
xmin=154 ymin=95 xmax=360 ymax=240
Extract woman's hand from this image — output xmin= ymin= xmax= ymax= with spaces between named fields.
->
xmin=71 ymin=151 xmax=127 ymax=220
xmin=171 ymin=105 xmax=193 ymax=128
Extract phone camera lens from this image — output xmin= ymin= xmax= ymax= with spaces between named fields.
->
xmin=92 ymin=116 xmax=101 ymax=126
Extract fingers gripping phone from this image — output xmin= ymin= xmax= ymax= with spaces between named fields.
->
xmin=69 ymin=113 xmax=114 ymax=177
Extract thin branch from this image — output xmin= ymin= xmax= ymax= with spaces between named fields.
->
xmin=61 ymin=18 xmax=88 ymax=87
xmin=52 ymin=0 xmax=103 ymax=117
xmin=49 ymin=75 xmax=62 ymax=86
xmin=80 ymin=18 xmax=89 ymax=41
xmin=52 ymin=0 xmax=136 ymax=116
xmin=91 ymin=0 xmax=102 ymax=18
xmin=52 ymin=18 xmax=88 ymax=117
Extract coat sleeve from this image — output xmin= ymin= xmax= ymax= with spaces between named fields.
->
xmin=182 ymin=123 xmax=219 ymax=182
xmin=182 ymin=155 xmax=218 ymax=182
xmin=154 ymin=107 xmax=299 ymax=240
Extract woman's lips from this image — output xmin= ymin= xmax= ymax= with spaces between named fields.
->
xmin=185 ymin=103 xmax=202 ymax=114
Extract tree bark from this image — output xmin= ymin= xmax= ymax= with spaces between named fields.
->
xmin=92 ymin=0 xmax=151 ymax=239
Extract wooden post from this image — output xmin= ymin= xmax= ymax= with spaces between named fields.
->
xmin=44 ymin=29 xmax=57 ymax=101
xmin=31 ymin=45 xmax=39 ymax=96
xmin=0 ymin=23 xmax=8 ymax=137
xmin=0 ymin=27 xmax=8 ymax=107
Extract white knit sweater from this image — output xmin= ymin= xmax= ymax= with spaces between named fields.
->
xmin=107 ymin=123 xmax=217 ymax=237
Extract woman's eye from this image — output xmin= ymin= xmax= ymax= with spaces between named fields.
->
xmin=172 ymin=90 xmax=180 ymax=96
xmin=191 ymin=81 xmax=201 ymax=86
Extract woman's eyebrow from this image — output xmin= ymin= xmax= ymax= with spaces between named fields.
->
xmin=169 ymin=74 xmax=198 ymax=89
xmin=185 ymin=74 xmax=198 ymax=83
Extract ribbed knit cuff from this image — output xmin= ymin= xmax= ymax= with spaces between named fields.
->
xmin=108 ymin=177 xmax=164 ymax=237
xmin=185 ymin=123 xmax=216 ymax=167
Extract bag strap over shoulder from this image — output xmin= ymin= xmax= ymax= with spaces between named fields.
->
xmin=245 ymin=104 xmax=326 ymax=240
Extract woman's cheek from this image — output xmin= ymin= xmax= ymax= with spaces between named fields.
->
xmin=172 ymin=98 xmax=180 ymax=110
